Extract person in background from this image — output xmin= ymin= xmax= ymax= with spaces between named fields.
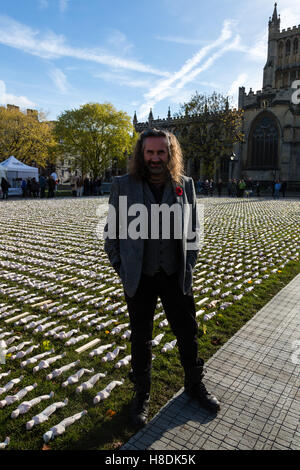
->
xmin=47 ymin=175 xmax=56 ymax=198
xmin=203 ymin=180 xmax=209 ymax=196
xmin=231 ymin=179 xmax=237 ymax=197
xmin=209 ymin=179 xmax=214 ymax=197
xmin=26 ymin=178 xmax=32 ymax=197
xmin=1 ymin=177 xmax=10 ymax=200
xmin=238 ymin=179 xmax=246 ymax=198
xmin=21 ymin=179 xmax=27 ymax=198
xmin=76 ymin=176 xmax=83 ymax=197
xmin=31 ymin=178 xmax=39 ymax=198
xmin=274 ymin=180 xmax=281 ymax=200
xmin=281 ymin=181 xmax=287 ymax=198
xmin=39 ymin=175 xmax=46 ymax=198
xmin=70 ymin=174 xmax=77 ymax=197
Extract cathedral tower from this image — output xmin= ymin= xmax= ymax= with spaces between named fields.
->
xmin=263 ymin=3 xmax=281 ymax=90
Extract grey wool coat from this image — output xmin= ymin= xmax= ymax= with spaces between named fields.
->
xmin=104 ymin=173 xmax=200 ymax=298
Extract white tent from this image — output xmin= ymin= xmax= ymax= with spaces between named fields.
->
xmin=0 ymin=156 xmax=39 ymax=186
xmin=0 ymin=166 xmax=7 ymax=180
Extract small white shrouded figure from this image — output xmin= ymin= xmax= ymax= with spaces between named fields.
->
xmin=62 ymin=368 xmax=94 ymax=387
xmin=33 ymin=352 xmax=66 ymax=373
xmin=0 ymin=375 xmax=24 ymax=395
xmin=0 ymin=370 xmax=11 ymax=381
xmin=121 ymin=330 xmax=131 ymax=340
xmin=115 ymin=355 xmax=131 ymax=369
xmin=101 ymin=345 xmax=127 ymax=363
xmin=93 ymin=380 xmax=124 ymax=404
xmin=26 ymin=398 xmax=69 ymax=430
xmin=46 ymin=359 xmax=80 ymax=380
xmin=0 ymin=437 xmax=10 ymax=449
xmin=65 ymin=334 xmax=90 ymax=346
xmin=11 ymin=391 xmax=54 ymax=419
xmin=0 ymin=383 xmax=38 ymax=408
xmin=13 ymin=344 xmax=39 ymax=360
xmin=76 ymin=373 xmax=107 ymax=393
xmin=43 ymin=410 xmax=88 ymax=443
xmin=161 ymin=340 xmax=177 ymax=353
xmin=89 ymin=343 xmax=115 ymax=357
xmin=110 ymin=323 xmax=129 ymax=335
xmin=151 ymin=333 xmax=165 ymax=346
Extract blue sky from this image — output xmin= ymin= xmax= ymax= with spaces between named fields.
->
xmin=0 ymin=0 xmax=300 ymax=123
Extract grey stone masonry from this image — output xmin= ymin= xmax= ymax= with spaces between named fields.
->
xmin=121 ymin=274 xmax=300 ymax=450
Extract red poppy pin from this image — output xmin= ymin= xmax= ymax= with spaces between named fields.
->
xmin=175 ymin=186 xmax=183 ymax=197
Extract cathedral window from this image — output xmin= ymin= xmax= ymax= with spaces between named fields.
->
xmin=247 ymin=114 xmax=279 ymax=170
xmin=293 ymin=38 xmax=298 ymax=55
xmin=286 ymin=39 xmax=291 ymax=56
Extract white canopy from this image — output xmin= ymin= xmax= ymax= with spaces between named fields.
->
xmin=0 ymin=166 xmax=7 ymax=180
xmin=0 ymin=156 xmax=38 ymax=185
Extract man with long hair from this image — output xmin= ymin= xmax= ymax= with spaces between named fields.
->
xmin=104 ymin=129 xmax=220 ymax=427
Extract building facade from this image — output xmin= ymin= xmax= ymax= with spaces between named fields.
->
xmin=237 ymin=3 xmax=300 ymax=187
xmin=134 ymin=3 xmax=300 ymax=186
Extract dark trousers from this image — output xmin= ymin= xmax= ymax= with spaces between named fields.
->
xmin=124 ymin=270 xmax=199 ymax=379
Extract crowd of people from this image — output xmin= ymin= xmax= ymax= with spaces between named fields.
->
xmin=1 ymin=173 xmax=105 ymax=200
xmin=19 ymin=174 xmax=57 ymax=199
xmin=196 ymin=178 xmax=288 ymax=199
xmin=70 ymin=176 xmax=103 ymax=197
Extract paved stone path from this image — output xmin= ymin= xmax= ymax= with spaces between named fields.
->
xmin=121 ymin=274 xmax=300 ymax=450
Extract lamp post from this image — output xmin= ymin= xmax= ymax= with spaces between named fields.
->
xmin=229 ymin=152 xmax=236 ymax=180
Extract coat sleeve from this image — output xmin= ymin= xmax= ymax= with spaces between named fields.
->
xmin=104 ymin=177 xmax=121 ymax=275
xmin=186 ymin=178 xmax=200 ymax=270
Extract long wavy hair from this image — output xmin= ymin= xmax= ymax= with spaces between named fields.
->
xmin=129 ymin=128 xmax=185 ymax=184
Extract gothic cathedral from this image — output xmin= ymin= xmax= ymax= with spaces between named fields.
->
xmin=238 ymin=3 xmax=300 ymax=186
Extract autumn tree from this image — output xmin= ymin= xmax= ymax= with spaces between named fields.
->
xmin=175 ymin=92 xmax=244 ymax=178
xmin=0 ymin=106 xmax=57 ymax=167
xmin=54 ymin=103 xmax=137 ymax=178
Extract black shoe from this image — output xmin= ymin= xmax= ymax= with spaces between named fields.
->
xmin=185 ymin=381 xmax=220 ymax=413
xmin=130 ymin=392 xmax=150 ymax=427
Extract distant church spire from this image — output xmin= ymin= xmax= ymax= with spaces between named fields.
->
xmin=269 ymin=2 xmax=280 ymax=31
xmin=272 ymin=3 xmax=278 ymax=21
xmin=133 ymin=111 xmax=137 ymax=126
xmin=148 ymin=108 xmax=153 ymax=126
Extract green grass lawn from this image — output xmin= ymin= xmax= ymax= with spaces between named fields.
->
xmin=0 ymin=197 xmax=299 ymax=450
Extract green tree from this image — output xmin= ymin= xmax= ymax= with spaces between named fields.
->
xmin=175 ymin=92 xmax=244 ymax=178
xmin=54 ymin=103 xmax=137 ymax=177
xmin=0 ymin=107 xmax=57 ymax=167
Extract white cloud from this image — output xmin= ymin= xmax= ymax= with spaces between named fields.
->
xmin=59 ymin=0 xmax=69 ymax=13
xmin=0 ymin=15 xmax=169 ymax=77
xmin=138 ymin=20 xmax=241 ymax=119
xmin=155 ymin=35 xmax=208 ymax=46
xmin=93 ymin=70 xmax=152 ymax=89
xmin=38 ymin=0 xmax=49 ymax=9
xmin=49 ymin=67 xmax=68 ymax=93
xmin=0 ymin=80 xmax=36 ymax=109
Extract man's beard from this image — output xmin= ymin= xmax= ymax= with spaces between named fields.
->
xmin=145 ymin=160 xmax=169 ymax=176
